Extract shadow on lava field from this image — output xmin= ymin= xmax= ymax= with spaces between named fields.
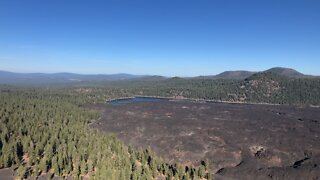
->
xmin=88 ymin=100 xmax=320 ymax=180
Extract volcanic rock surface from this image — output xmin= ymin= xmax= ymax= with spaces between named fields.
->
xmin=89 ymin=100 xmax=320 ymax=180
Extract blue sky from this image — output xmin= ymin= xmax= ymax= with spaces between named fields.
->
xmin=0 ymin=0 xmax=319 ymax=76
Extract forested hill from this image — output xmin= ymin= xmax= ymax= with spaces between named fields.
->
xmin=192 ymin=67 xmax=316 ymax=79
xmin=89 ymin=72 xmax=320 ymax=106
xmin=265 ymin=67 xmax=305 ymax=77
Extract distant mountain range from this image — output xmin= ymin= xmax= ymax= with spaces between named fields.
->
xmin=0 ymin=71 xmax=145 ymax=85
xmin=0 ymin=67 xmax=317 ymax=85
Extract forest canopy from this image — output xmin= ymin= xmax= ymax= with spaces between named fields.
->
xmin=0 ymin=88 xmax=211 ymax=179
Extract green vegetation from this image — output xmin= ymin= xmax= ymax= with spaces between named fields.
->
xmin=83 ymin=72 xmax=320 ymax=106
xmin=0 ymin=89 xmax=211 ymax=179
xmin=0 ymin=72 xmax=319 ymax=179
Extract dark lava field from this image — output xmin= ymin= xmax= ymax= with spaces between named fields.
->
xmin=89 ymin=100 xmax=320 ymax=180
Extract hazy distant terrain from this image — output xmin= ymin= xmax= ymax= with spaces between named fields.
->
xmin=0 ymin=67 xmax=317 ymax=85
xmin=0 ymin=70 xmax=145 ymax=84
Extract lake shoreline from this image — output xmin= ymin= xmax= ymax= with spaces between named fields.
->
xmin=105 ymin=95 xmax=318 ymax=107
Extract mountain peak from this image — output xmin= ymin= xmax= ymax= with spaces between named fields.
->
xmin=264 ymin=67 xmax=304 ymax=77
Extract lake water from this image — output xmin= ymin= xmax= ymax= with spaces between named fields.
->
xmin=109 ymin=97 xmax=166 ymax=104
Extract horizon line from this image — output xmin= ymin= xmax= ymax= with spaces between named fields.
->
xmin=1 ymin=67 xmax=319 ymax=77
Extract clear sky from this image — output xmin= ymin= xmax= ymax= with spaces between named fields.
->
xmin=0 ymin=0 xmax=319 ymax=76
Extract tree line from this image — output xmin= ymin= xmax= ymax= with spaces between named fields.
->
xmin=0 ymin=89 xmax=212 ymax=179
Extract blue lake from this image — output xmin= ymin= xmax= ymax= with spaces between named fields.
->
xmin=109 ymin=97 xmax=166 ymax=104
